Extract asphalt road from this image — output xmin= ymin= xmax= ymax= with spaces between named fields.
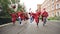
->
xmin=0 ymin=20 xmax=60 ymax=34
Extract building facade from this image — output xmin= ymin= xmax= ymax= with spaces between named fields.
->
xmin=41 ymin=0 xmax=60 ymax=17
xmin=37 ymin=4 xmax=41 ymax=11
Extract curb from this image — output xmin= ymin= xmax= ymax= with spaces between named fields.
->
xmin=0 ymin=23 xmax=12 ymax=27
xmin=0 ymin=20 xmax=28 ymax=27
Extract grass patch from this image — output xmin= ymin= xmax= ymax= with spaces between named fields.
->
xmin=48 ymin=16 xmax=60 ymax=20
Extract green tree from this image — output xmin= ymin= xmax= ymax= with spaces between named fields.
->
xmin=0 ymin=0 xmax=26 ymax=18
xmin=17 ymin=3 xmax=26 ymax=12
xmin=0 ymin=0 xmax=11 ymax=18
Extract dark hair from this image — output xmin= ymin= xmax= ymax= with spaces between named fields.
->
xmin=29 ymin=13 xmax=30 ymax=14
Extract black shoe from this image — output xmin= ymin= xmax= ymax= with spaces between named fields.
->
xmin=20 ymin=22 xmax=21 ymax=24
xmin=37 ymin=23 xmax=38 ymax=26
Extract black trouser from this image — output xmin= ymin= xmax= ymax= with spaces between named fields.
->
xmin=43 ymin=17 xmax=46 ymax=26
xmin=37 ymin=18 xmax=39 ymax=26
xmin=20 ymin=22 xmax=21 ymax=24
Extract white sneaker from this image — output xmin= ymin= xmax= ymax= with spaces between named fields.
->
xmin=20 ymin=23 xmax=23 ymax=25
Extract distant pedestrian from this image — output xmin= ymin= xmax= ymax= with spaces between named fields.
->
xmin=7 ymin=8 xmax=17 ymax=25
xmin=29 ymin=12 xmax=34 ymax=23
xmin=29 ymin=8 xmax=34 ymax=23
xmin=10 ymin=12 xmax=17 ymax=25
xmin=17 ymin=11 xmax=22 ymax=24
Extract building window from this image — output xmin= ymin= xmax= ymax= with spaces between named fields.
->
xmin=57 ymin=12 xmax=59 ymax=16
xmin=52 ymin=0 xmax=54 ymax=3
xmin=56 ymin=11 xmax=60 ymax=16
xmin=57 ymin=4 xmax=59 ymax=6
xmin=52 ymin=13 xmax=54 ymax=17
xmin=52 ymin=5 xmax=54 ymax=10
xmin=56 ymin=4 xmax=60 ymax=9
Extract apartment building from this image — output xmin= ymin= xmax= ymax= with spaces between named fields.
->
xmin=41 ymin=0 xmax=60 ymax=17
xmin=37 ymin=4 xmax=41 ymax=11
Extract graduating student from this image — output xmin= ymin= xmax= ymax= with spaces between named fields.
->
xmin=41 ymin=8 xmax=48 ymax=26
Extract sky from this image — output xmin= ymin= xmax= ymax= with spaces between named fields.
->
xmin=20 ymin=0 xmax=44 ymax=13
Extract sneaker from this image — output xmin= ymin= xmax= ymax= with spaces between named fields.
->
xmin=37 ymin=23 xmax=38 ymax=26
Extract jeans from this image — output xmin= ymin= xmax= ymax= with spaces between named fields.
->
xmin=30 ymin=17 xmax=34 ymax=23
xmin=18 ymin=18 xmax=21 ymax=24
xmin=43 ymin=17 xmax=47 ymax=26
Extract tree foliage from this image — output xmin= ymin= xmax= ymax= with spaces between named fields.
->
xmin=0 ymin=0 xmax=11 ymax=17
xmin=0 ymin=0 xmax=26 ymax=18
